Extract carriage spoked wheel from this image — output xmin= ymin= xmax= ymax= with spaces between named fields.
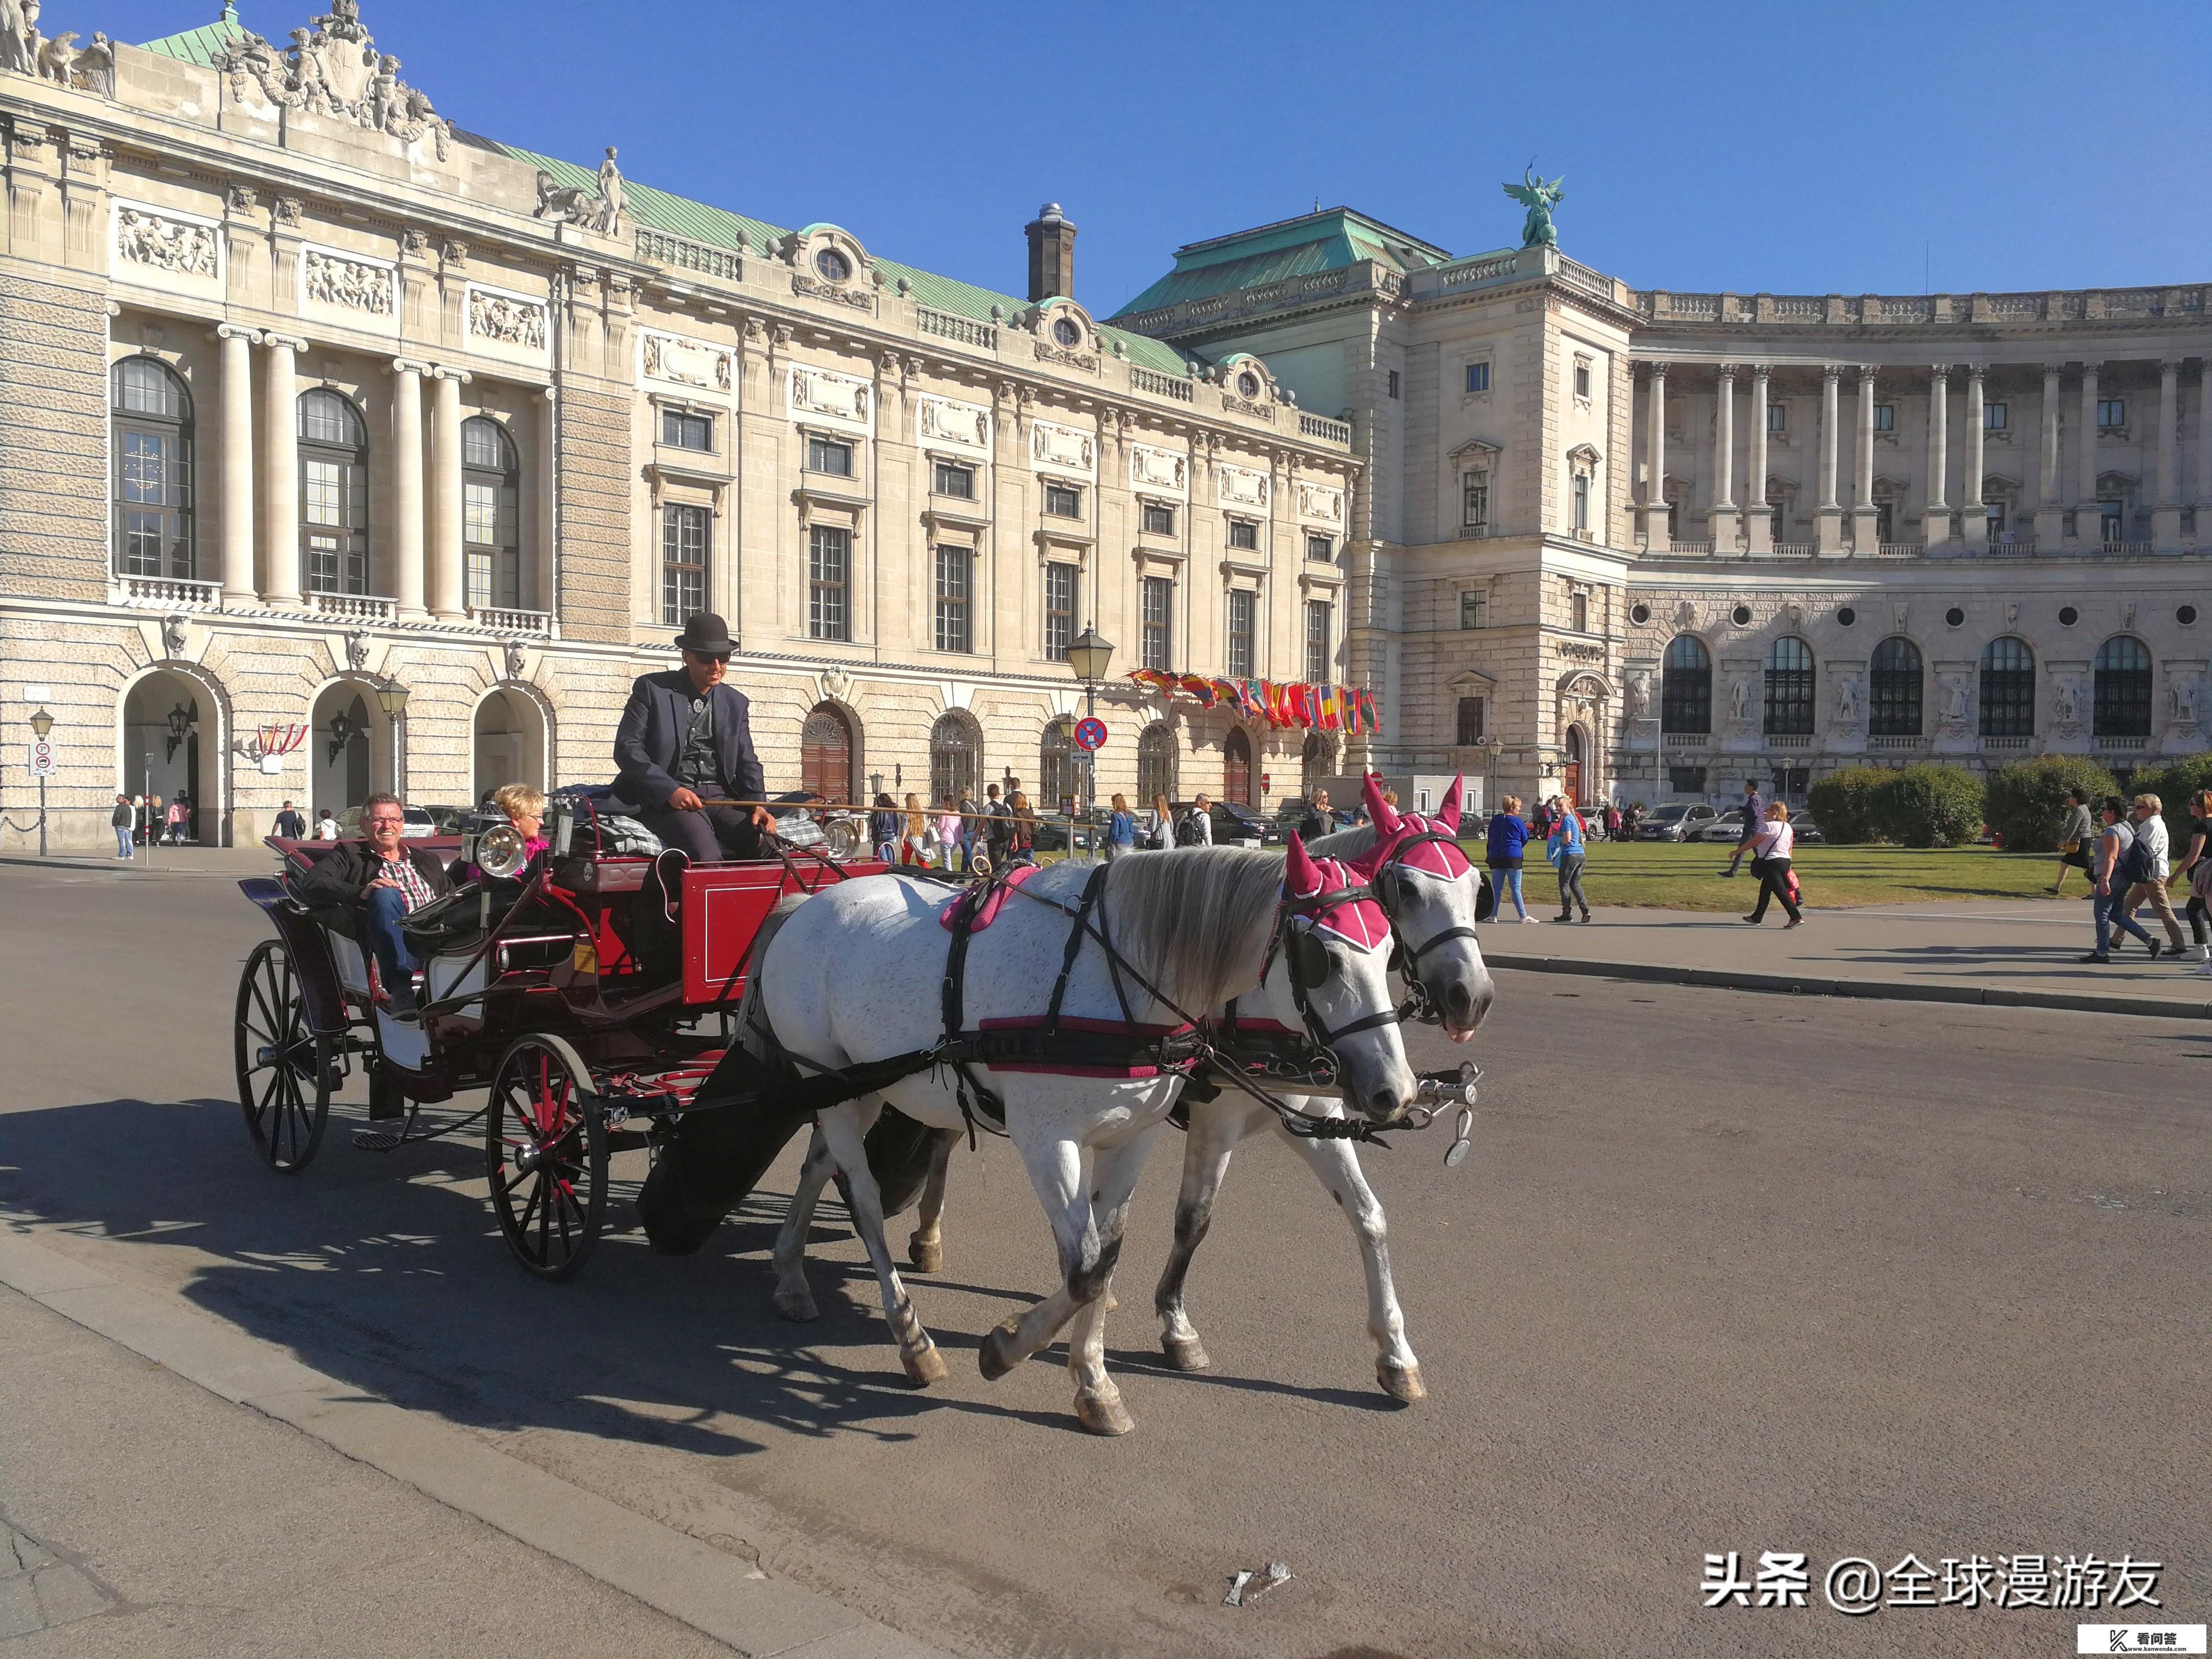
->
xmin=484 ymin=1034 xmax=608 ymax=1281
xmin=234 ymin=939 xmax=332 ymax=1172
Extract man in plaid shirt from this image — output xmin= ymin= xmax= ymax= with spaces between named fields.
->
xmin=294 ymin=790 xmax=453 ymax=1017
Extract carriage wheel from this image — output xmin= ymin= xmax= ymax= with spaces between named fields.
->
xmin=234 ymin=939 xmax=332 ymax=1172
xmin=484 ymin=1034 xmax=607 ymax=1282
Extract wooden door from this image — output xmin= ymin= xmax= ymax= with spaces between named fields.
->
xmin=799 ymin=704 xmax=852 ymax=802
xmin=1224 ymin=727 xmax=1251 ymax=807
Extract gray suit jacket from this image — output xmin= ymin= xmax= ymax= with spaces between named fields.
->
xmin=613 ymin=671 xmax=765 ymax=811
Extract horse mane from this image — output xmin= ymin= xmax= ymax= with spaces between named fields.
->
xmin=1100 ymin=846 xmax=1284 ymax=1013
xmin=1309 ymin=823 xmax=1381 ymax=862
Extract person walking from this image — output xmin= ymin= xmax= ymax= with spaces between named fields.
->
xmin=870 ymin=793 xmax=899 ymax=864
xmin=955 ymin=790 xmax=979 ymax=869
xmin=1548 ymin=798 xmax=1592 ymax=922
xmin=2083 ymin=795 xmax=2155 ymax=963
xmin=981 ymin=783 xmax=1012 ymax=868
xmin=1603 ymin=802 xmax=1622 ymax=843
xmin=1146 ymin=790 xmax=1173 ymax=849
xmin=2046 ymin=787 xmax=2095 ymax=896
xmin=1485 ymin=795 xmax=1535 ymax=924
xmin=1740 ymin=801 xmax=1805 ymax=928
xmin=932 ymin=795 xmax=963 ymax=870
xmin=1739 ymin=780 xmax=1764 ymax=837
xmin=1297 ymin=787 xmax=1334 ymax=843
xmin=111 ymin=794 xmax=134 ymax=859
xmin=1176 ymin=792 xmax=1214 ymax=846
xmin=1104 ymin=792 xmax=1137 ymax=860
xmin=272 ymin=799 xmax=307 ymax=840
xmin=164 ymin=794 xmax=189 ymax=846
xmin=2175 ymin=790 xmax=2212 ymax=967
xmin=314 ymin=806 xmax=339 ymax=840
xmin=1007 ymin=791 xmax=1037 ymax=864
xmin=2121 ymin=793 xmax=2186 ymax=953
xmin=900 ymin=791 xmax=928 ymax=865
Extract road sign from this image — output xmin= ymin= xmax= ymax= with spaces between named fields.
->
xmin=1073 ymin=716 xmax=1108 ymax=751
xmin=27 ymin=739 xmax=56 ymax=778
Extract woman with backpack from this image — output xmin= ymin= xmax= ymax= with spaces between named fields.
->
xmin=2084 ymin=795 xmax=2156 ymax=963
xmin=1548 ymin=798 xmax=1592 ymax=923
xmin=1740 ymin=801 xmax=1806 ymax=928
xmin=1484 ymin=795 xmax=1534 ymax=923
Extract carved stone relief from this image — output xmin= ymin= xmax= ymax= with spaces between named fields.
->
xmin=1030 ymin=419 xmax=1095 ymax=476
xmin=2052 ymin=673 xmax=2082 ymax=733
xmin=641 ymin=329 xmax=732 ymax=393
xmin=467 ymin=287 xmax=547 ymax=351
xmin=114 ymin=205 xmax=217 ymax=278
xmin=503 ymin=638 xmax=527 ymax=678
xmin=1128 ymin=443 xmax=1187 ymax=494
xmin=1217 ymin=462 xmax=1270 ymax=508
xmin=788 ymin=365 xmax=871 ymax=427
xmin=212 ymin=1 xmax=453 ymax=159
xmin=1297 ymin=481 xmax=1345 ymax=524
xmin=1833 ymin=672 xmax=1862 ymax=726
xmin=343 ymin=628 xmax=371 ymax=670
xmin=2169 ymin=672 xmax=2200 ymax=729
xmin=301 ymin=246 xmax=394 ymax=313
xmin=916 ymin=394 xmax=990 ymax=451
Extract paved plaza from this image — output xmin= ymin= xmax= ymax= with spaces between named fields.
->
xmin=1 ymin=862 xmax=2205 ymax=1657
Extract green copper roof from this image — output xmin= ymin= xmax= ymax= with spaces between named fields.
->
xmin=1109 ymin=206 xmax=1458 ymax=319
xmin=138 ymin=5 xmax=248 ymax=68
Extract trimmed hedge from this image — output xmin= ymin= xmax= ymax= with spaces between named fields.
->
xmin=1869 ymin=764 xmax=1986 ymax=848
xmin=1806 ymin=767 xmax=1889 ymax=844
xmin=1984 ymin=756 xmax=2118 ymax=853
xmin=2129 ymin=754 xmax=2212 ymax=848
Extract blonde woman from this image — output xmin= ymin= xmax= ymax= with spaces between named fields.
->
xmin=1105 ymin=791 xmax=1137 ymax=859
xmin=901 ymin=790 xmax=928 ymax=866
xmin=1741 ymin=801 xmax=1804 ymax=927
xmin=1147 ymin=790 xmax=1173 ymax=850
xmin=933 ymin=794 xmax=964 ymax=870
xmin=461 ymin=782 xmax=547 ymax=881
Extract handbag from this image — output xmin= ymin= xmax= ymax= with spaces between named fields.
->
xmin=2191 ymin=859 xmax=2212 ymax=899
xmin=2059 ymin=839 xmax=2081 ymax=855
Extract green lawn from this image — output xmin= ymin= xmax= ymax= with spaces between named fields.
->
xmin=1470 ymin=839 xmax=2059 ymax=911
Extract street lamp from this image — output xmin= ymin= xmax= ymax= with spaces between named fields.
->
xmin=376 ymin=678 xmax=410 ymax=798
xmin=29 ymin=708 xmax=52 ymax=739
xmin=326 ymin=707 xmax=357 ymax=767
xmin=163 ymin=701 xmax=193 ymax=763
xmin=27 ymin=707 xmax=53 ymax=858
xmin=1066 ymin=624 xmax=1114 ymax=858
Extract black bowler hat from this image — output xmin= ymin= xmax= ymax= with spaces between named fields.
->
xmin=674 ymin=612 xmax=735 ymax=654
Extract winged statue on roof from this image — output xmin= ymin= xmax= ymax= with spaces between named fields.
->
xmin=1502 ymin=167 xmax=1564 ymax=249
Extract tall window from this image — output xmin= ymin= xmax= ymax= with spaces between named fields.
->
xmin=1226 ymin=589 xmax=1257 ymax=678
xmin=1462 ymin=472 xmax=1490 ymax=533
xmin=1465 ymin=361 xmax=1490 ymax=394
xmin=1571 ymin=470 xmax=1590 ymax=531
xmin=112 ymin=358 xmax=193 ymax=579
xmin=1763 ymin=637 xmax=1815 ymax=735
xmin=462 ymin=416 xmax=520 ymax=611
xmin=1304 ymin=600 xmax=1332 ymax=682
xmin=1042 ymin=481 xmax=1083 ymax=519
xmin=933 ymin=459 xmax=974 ymax=499
xmin=1456 ymin=696 xmax=1485 ymax=744
xmin=1980 ymin=637 xmax=2035 ymax=738
xmin=929 ymin=710 xmax=979 ymax=806
xmin=1573 ymin=360 xmax=1592 ymax=398
xmin=1227 ymin=519 xmax=1259 ymax=550
xmin=808 ymin=525 xmax=850 ymax=640
xmin=1040 ymin=719 xmax=1075 ymax=811
xmin=1142 ymin=575 xmax=1173 ymax=671
xmin=1307 ymin=534 xmax=1333 ymax=562
xmin=1873 ymin=404 xmax=1895 ymax=432
xmin=933 ymin=544 xmax=972 ymax=653
xmin=2093 ymin=636 xmax=2151 ymax=736
xmin=1570 ymin=590 xmax=1589 ymax=633
xmin=1042 ymin=562 xmax=1076 ymax=659
xmin=661 ymin=407 xmax=713 ymax=452
xmin=1768 ymin=402 xmax=1787 ymax=433
xmin=1137 ymin=721 xmax=1176 ymax=806
xmin=1661 ymin=635 xmax=1711 ymax=734
xmin=660 ymin=503 xmax=708 ymax=624
xmin=1142 ymin=500 xmax=1176 ymax=536
xmin=298 ymin=389 xmax=367 ymax=595
xmin=1874 ymin=500 xmax=1895 ymax=544
xmin=1460 ymin=589 xmax=1488 ymax=630
xmin=1869 ymin=636 xmax=1923 ymax=736
xmin=2097 ymin=399 xmax=2126 ymax=429
xmin=2098 ymin=499 xmax=2124 ymax=544
xmin=1984 ymin=401 xmax=2008 ymax=431
xmin=806 ymin=434 xmax=852 ymax=477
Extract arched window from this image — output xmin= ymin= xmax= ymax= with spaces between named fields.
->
xmin=1040 ymin=718 xmax=1076 ymax=812
xmin=462 ymin=416 xmax=520 ymax=612
xmin=1661 ymin=636 xmax=1711 ymax=734
xmin=1763 ymin=637 xmax=1815 ymax=735
xmin=2093 ymin=636 xmax=2152 ymax=737
xmin=298 ymin=389 xmax=368 ymax=595
xmin=112 ymin=358 xmax=193 ymax=579
xmin=799 ymin=702 xmax=854 ymax=802
xmin=928 ymin=710 xmax=979 ymax=807
xmin=1980 ymin=637 xmax=2036 ymax=738
xmin=1868 ymin=636 xmax=1923 ymax=736
xmin=1137 ymin=721 xmax=1177 ymax=807
xmin=1223 ymin=726 xmax=1252 ymax=806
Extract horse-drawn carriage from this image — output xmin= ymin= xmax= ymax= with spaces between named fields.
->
xmin=234 ymin=797 xmax=885 ymax=1279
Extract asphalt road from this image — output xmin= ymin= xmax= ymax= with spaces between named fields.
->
xmin=1 ymin=864 xmax=2205 ymax=1658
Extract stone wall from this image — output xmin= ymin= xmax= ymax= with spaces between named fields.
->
xmin=0 ymin=267 xmax=106 ymax=602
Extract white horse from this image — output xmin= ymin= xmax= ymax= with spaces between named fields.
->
xmin=1149 ymin=774 xmax=1492 ymax=1403
xmin=757 ymin=838 xmax=1415 ymax=1435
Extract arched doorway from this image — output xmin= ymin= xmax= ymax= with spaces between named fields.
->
xmin=1563 ymin=726 xmax=1586 ymax=808
xmin=120 ymin=667 xmax=218 ymax=842
xmin=929 ymin=709 xmax=980 ymax=807
xmin=799 ymin=702 xmax=855 ymax=802
xmin=473 ymin=686 xmax=549 ymax=803
xmin=309 ymin=680 xmax=386 ymax=816
xmin=1223 ymin=726 xmax=1252 ymax=807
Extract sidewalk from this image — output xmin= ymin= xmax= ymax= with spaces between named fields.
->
xmin=1482 ymin=895 xmax=2212 ymax=1020
xmin=0 ymin=845 xmax=282 ymax=876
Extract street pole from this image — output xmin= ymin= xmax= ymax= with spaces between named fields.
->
xmin=37 ymin=774 xmax=45 ymax=858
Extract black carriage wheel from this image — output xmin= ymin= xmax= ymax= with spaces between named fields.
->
xmin=484 ymin=1034 xmax=607 ymax=1282
xmin=234 ymin=939 xmax=332 ymax=1172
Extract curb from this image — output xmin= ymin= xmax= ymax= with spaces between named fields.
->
xmin=0 ymin=1227 xmax=948 ymax=1659
xmin=1483 ymin=952 xmax=2212 ymax=1022
xmin=0 ymin=853 xmax=277 ymax=877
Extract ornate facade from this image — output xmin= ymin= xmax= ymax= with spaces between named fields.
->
xmin=0 ymin=3 xmax=1357 ymax=849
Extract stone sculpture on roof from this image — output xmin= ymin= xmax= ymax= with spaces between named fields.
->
xmin=533 ymin=147 xmax=625 ymax=236
xmin=0 ymin=0 xmax=115 ymax=95
xmin=1502 ymin=167 xmax=1565 ymax=249
xmin=212 ymin=1 xmax=452 ymax=158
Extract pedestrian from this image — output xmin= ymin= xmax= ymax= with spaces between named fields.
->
xmin=981 ymin=782 xmax=1012 ymax=869
xmin=900 ymin=791 xmax=928 ymax=865
xmin=273 ymin=799 xmax=307 ymax=841
xmin=2046 ymin=787 xmax=2094 ymax=896
xmin=314 ymin=806 xmax=339 ymax=840
xmin=2084 ymin=795 xmax=2156 ymax=963
xmin=1297 ymin=787 xmax=1333 ymax=843
xmin=111 ymin=794 xmax=134 ymax=859
xmin=2121 ymin=793 xmax=2186 ymax=953
xmin=1740 ymin=801 xmax=1806 ymax=928
xmin=1176 ymin=792 xmax=1214 ymax=846
xmin=870 ymin=792 xmax=899 ymax=864
xmin=1146 ymin=790 xmax=1173 ymax=849
xmin=1739 ymin=779 xmax=1764 ymax=837
xmin=1485 ymin=794 xmax=1535 ymax=923
xmin=1548 ymin=797 xmax=1592 ymax=922
xmin=957 ymin=789 xmax=979 ymax=868
xmin=933 ymin=795 xmax=963 ymax=870
xmin=1007 ymin=791 xmax=1037 ymax=864
xmin=1104 ymin=792 xmax=1137 ymax=860
xmin=1603 ymin=802 xmax=1622 ymax=843
xmin=2175 ymin=790 xmax=2212 ymax=967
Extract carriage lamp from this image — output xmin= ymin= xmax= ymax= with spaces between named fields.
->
xmin=1065 ymin=625 xmax=1115 ymax=688
xmin=164 ymin=701 xmax=193 ymax=763
xmin=375 ymin=679 xmax=410 ymax=721
xmin=326 ymin=707 xmax=357 ymax=766
xmin=28 ymin=707 xmax=53 ymax=739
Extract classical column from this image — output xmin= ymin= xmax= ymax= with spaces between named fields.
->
xmin=2197 ymin=360 xmax=2212 ymax=548
xmin=1851 ymin=365 xmax=1880 ymax=551
xmin=1925 ymin=365 xmax=1950 ymax=544
xmin=1711 ymin=365 xmax=1738 ymax=549
xmin=388 ymin=361 xmax=428 ymax=619
xmin=1639 ymin=363 xmax=1669 ymax=545
xmin=428 ymin=367 xmax=467 ymax=619
xmin=2153 ymin=357 xmax=2182 ymax=547
xmin=2034 ymin=363 xmax=2065 ymax=547
xmin=216 ymin=324 xmax=258 ymax=605
xmin=535 ymin=386 xmax=557 ymax=619
xmin=2078 ymin=362 xmax=2101 ymax=525
xmin=1959 ymin=365 xmax=1987 ymax=547
xmin=1815 ymin=365 xmax=1843 ymax=553
xmin=259 ymin=334 xmax=303 ymax=606
xmin=1744 ymin=364 xmax=1772 ymax=552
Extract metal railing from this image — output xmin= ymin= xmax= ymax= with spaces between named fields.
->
xmin=636 ymin=227 xmax=741 ymax=282
xmin=1130 ymin=366 xmax=1194 ymax=402
xmin=1299 ymin=411 xmax=1351 ymax=444
xmin=915 ymin=306 xmax=996 ymax=350
xmin=117 ymin=574 xmax=221 ymax=609
xmin=468 ymin=606 xmax=554 ymax=635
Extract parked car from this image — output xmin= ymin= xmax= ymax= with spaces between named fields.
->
xmin=1692 ymin=813 xmax=1757 ymax=844
xmin=1169 ymin=801 xmax=1284 ymax=847
xmin=336 ymin=803 xmax=440 ymax=838
xmin=1634 ymin=802 xmax=1720 ymax=842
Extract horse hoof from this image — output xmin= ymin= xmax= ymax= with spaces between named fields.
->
xmin=1074 ymin=1386 xmax=1134 ymax=1436
xmin=977 ymin=1315 xmax=1023 ymax=1382
xmin=902 ymin=1345 xmax=948 ymax=1387
xmin=1377 ymin=1360 xmax=1427 ymax=1403
xmin=1103 ymin=1289 xmax=1119 ymax=1312
xmin=773 ymin=1287 xmax=819 ymax=1323
xmin=906 ymin=1234 xmax=944 ymax=1274
xmin=1161 ymin=1334 xmax=1212 ymax=1372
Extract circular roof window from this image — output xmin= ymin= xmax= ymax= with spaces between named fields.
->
xmin=1629 ymin=603 xmax=1651 ymax=624
xmin=2180 ymin=605 xmax=2198 ymax=626
xmin=1837 ymin=607 xmax=1856 ymax=626
xmin=1946 ymin=607 xmax=1966 ymax=627
xmin=2058 ymin=605 xmax=2078 ymax=627
xmin=1236 ymin=370 xmax=1262 ymax=398
xmin=1052 ymin=316 xmax=1082 ymax=348
xmin=1731 ymin=604 xmax=1753 ymax=626
xmin=813 ymin=248 xmax=851 ymax=283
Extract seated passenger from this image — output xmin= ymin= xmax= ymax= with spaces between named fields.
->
xmin=460 ymin=782 xmax=549 ymax=882
xmin=292 ymin=790 xmax=452 ymax=1017
xmin=612 ymin=611 xmax=773 ymax=863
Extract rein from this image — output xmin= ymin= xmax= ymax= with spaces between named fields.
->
xmin=1372 ymin=828 xmax=1481 ymax=1024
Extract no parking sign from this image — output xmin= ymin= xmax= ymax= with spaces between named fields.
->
xmin=1073 ymin=716 xmax=1108 ymax=751
xmin=27 ymin=739 xmax=55 ymax=777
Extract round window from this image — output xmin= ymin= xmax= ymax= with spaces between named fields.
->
xmin=2058 ymin=606 xmax=2079 ymax=627
xmin=1052 ymin=316 xmax=1082 ymax=348
xmin=2181 ymin=604 xmax=2198 ymax=626
xmin=1629 ymin=602 xmax=1651 ymax=625
xmin=1945 ymin=606 xmax=1966 ymax=627
xmin=1236 ymin=370 xmax=1262 ymax=398
xmin=813 ymin=248 xmax=851 ymax=283
xmin=1836 ymin=607 xmax=1856 ymax=627
xmin=1731 ymin=604 xmax=1753 ymax=626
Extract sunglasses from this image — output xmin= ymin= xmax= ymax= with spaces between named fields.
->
xmin=686 ymin=650 xmax=731 ymax=664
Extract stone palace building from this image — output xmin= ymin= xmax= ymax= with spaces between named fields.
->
xmin=2 ymin=2 xmax=2206 ymax=849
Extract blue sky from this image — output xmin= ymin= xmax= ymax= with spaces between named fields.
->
xmin=100 ymin=0 xmax=2212 ymax=312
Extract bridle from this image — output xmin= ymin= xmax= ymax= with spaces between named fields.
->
xmin=1258 ymin=878 xmax=1406 ymax=1052
xmin=1369 ymin=828 xmax=1481 ymax=1024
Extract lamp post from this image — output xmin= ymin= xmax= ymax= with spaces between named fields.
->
xmin=1478 ymin=734 xmax=1503 ymax=818
xmin=376 ymin=678 xmax=410 ymax=799
xmin=29 ymin=706 xmax=52 ymax=858
xmin=1065 ymin=623 xmax=1114 ymax=861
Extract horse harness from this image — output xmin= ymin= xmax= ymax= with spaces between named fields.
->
xmin=1369 ymin=828 xmax=1481 ymax=1026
